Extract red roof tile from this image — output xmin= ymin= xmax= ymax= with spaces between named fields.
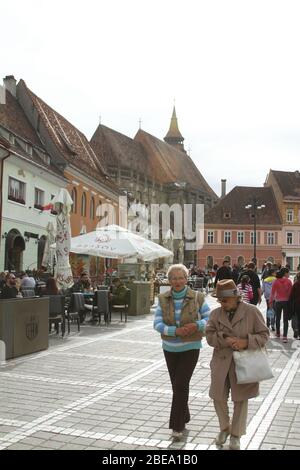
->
xmin=0 ymin=90 xmax=66 ymax=178
xmin=0 ymin=90 xmax=41 ymax=146
xmin=135 ymin=129 xmax=218 ymax=198
xmin=204 ymin=186 xmax=282 ymax=225
xmin=90 ymin=124 xmax=148 ymax=174
xmin=269 ymin=170 xmax=300 ymax=199
xmin=19 ymin=80 xmax=120 ymax=193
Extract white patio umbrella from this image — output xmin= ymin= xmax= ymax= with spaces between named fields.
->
xmin=163 ymin=229 xmax=174 ymax=270
xmin=57 ymin=224 xmax=173 ymax=261
xmin=52 ymin=188 xmax=74 ymax=289
xmin=41 ymin=221 xmax=56 ymax=271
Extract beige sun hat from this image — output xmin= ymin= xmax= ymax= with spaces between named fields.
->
xmin=212 ymin=279 xmax=241 ymax=299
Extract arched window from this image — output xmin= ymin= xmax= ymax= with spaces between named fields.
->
xmin=71 ymin=187 xmax=77 ymax=213
xmin=81 ymin=192 xmax=86 ymax=217
xmin=90 ymin=196 xmax=95 ymax=220
xmin=4 ymin=229 xmax=25 ymax=271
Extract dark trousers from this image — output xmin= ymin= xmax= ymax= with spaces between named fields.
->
xmin=293 ymin=308 xmax=300 ymax=337
xmin=275 ymin=301 xmax=289 ymax=337
xmin=163 ymin=349 xmax=199 ymax=432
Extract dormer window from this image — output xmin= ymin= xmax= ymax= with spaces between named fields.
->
xmin=223 ymin=211 xmax=231 ymax=219
xmin=26 ymin=143 xmax=32 ymax=155
xmin=286 ymin=209 xmax=294 ymax=223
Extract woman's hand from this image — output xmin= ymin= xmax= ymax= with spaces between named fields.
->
xmin=231 ymin=338 xmax=248 ymax=351
xmin=225 ymin=336 xmax=237 ymax=348
xmin=176 ymin=323 xmax=198 ymax=337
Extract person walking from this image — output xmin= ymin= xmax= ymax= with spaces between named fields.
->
xmin=153 ymin=263 xmax=209 ymax=441
xmin=206 ymin=279 xmax=269 ymax=450
xmin=262 ymin=268 xmax=277 ymax=331
xmin=214 ymin=260 xmax=233 ymax=287
xmin=237 ymin=275 xmax=253 ymax=304
xmin=269 ymin=268 xmax=293 ymax=343
xmin=237 ymin=262 xmax=262 ymax=305
xmin=289 ymin=272 xmax=300 ymax=340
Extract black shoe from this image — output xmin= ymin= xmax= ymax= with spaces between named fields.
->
xmin=271 ymin=326 xmax=275 ymax=332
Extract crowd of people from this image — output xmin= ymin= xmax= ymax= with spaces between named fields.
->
xmin=1 ymin=258 xmax=300 ymax=450
xmin=0 ymin=269 xmax=129 ymax=324
xmin=154 ymin=259 xmax=300 ymax=450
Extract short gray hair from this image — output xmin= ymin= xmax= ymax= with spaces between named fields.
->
xmin=167 ymin=264 xmax=189 ymax=281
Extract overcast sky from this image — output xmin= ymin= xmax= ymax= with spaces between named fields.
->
xmin=1 ymin=0 xmax=300 ymax=196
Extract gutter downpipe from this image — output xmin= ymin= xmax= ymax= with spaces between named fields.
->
xmin=0 ymin=146 xmax=11 ymax=248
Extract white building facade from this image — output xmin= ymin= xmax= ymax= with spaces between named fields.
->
xmin=0 ymin=153 xmax=67 ymax=272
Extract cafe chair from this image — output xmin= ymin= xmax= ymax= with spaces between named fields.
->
xmin=193 ymin=277 xmax=204 ymax=291
xmin=22 ymin=288 xmax=36 ymax=297
xmin=93 ymin=290 xmax=110 ymax=325
xmin=111 ymin=288 xmax=131 ymax=323
xmin=66 ymin=293 xmax=84 ymax=333
xmin=49 ymin=295 xmax=66 ymax=337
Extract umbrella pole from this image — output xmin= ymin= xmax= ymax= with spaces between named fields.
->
xmin=96 ymin=256 xmax=99 ymax=286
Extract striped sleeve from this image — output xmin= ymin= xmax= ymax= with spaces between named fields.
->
xmin=199 ymin=301 xmax=210 ymax=319
xmin=153 ymin=299 xmax=177 ymax=337
xmin=196 ymin=301 xmax=210 ymax=331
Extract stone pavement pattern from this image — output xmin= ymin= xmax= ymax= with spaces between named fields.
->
xmin=0 ymin=295 xmax=300 ymax=451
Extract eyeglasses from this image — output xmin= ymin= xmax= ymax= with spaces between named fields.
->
xmin=170 ymin=277 xmax=186 ymax=281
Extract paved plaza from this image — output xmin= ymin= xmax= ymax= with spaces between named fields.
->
xmin=0 ymin=295 xmax=300 ymax=451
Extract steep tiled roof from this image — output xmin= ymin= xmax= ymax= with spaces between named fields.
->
xmin=19 ymin=80 xmax=120 ymax=193
xmin=204 ymin=186 xmax=282 ymax=225
xmin=0 ymin=89 xmax=41 ymax=146
xmin=90 ymin=125 xmax=148 ymax=174
xmin=0 ymin=90 xmax=65 ymax=178
xmin=269 ymin=170 xmax=300 ymax=199
xmin=134 ymin=129 xmax=217 ymax=198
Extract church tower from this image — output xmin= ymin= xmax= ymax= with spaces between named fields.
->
xmin=164 ymin=106 xmax=185 ymax=152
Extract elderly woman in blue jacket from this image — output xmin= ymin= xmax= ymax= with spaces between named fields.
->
xmin=154 ymin=263 xmax=210 ymax=441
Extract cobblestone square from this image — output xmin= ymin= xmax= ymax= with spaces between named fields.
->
xmin=1 ymin=295 xmax=300 ymax=450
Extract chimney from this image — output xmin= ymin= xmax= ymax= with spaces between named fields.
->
xmin=3 ymin=75 xmax=17 ymax=97
xmin=221 ymin=179 xmax=227 ymax=198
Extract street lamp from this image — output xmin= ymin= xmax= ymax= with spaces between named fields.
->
xmin=245 ymin=197 xmax=265 ymax=266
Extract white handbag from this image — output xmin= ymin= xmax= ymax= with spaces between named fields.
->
xmin=233 ymin=348 xmax=274 ymax=384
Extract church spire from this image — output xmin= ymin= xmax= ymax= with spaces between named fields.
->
xmin=164 ymin=106 xmax=185 ymax=151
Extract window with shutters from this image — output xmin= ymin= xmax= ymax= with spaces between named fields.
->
xmin=237 ymin=232 xmax=244 ymax=244
xmin=267 ymin=232 xmax=275 ymax=245
xmin=224 ymin=231 xmax=231 ymax=244
xmin=207 ymin=231 xmax=214 ymax=243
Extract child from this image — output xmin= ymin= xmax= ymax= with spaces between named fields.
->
xmin=237 ymin=275 xmax=253 ymax=304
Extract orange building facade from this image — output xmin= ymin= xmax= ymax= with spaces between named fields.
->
xmin=197 ymin=186 xmax=283 ymax=271
xmin=198 ymin=226 xmax=282 ymax=270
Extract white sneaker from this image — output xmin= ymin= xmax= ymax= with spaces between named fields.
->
xmin=229 ymin=435 xmax=240 ymax=450
xmin=171 ymin=430 xmax=183 ymax=442
xmin=215 ymin=428 xmax=230 ymax=446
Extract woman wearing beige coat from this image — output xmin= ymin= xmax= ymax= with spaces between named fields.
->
xmin=206 ymin=279 xmax=269 ymax=450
